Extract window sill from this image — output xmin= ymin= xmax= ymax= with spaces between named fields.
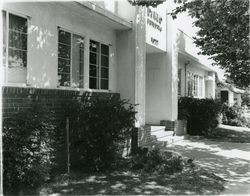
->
xmin=2 ymin=83 xmax=27 ymax=87
xmin=2 ymin=84 xmax=114 ymax=94
xmin=57 ymin=86 xmax=113 ymax=93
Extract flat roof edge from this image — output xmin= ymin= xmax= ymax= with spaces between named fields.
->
xmin=75 ymin=1 xmax=133 ymax=29
xmin=178 ymin=50 xmax=216 ymax=72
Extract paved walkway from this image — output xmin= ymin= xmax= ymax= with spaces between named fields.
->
xmin=166 ymin=137 xmax=250 ymax=195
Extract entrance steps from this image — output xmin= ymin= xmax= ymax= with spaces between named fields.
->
xmin=139 ymin=125 xmax=187 ymax=149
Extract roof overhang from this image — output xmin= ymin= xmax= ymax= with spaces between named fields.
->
xmin=53 ymin=1 xmax=133 ymax=31
xmin=178 ymin=50 xmax=216 ymax=72
xmin=74 ymin=1 xmax=133 ymax=30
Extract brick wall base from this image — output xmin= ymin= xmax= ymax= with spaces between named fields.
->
xmin=2 ymin=86 xmax=119 ymax=173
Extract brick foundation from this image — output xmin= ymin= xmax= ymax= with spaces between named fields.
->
xmin=2 ymin=86 xmax=119 ymax=172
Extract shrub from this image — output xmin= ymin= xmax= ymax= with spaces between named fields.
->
xmin=129 ymin=148 xmax=185 ymax=174
xmin=221 ymin=103 xmax=249 ymax=127
xmin=68 ymin=96 xmax=136 ymax=172
xmin=178 ymin=97 xmax=222 ymax=136
xmin=3 ymin=105 xmax=56 ymax=194
xmin=241 ymin=93 xmax=250 ymax=107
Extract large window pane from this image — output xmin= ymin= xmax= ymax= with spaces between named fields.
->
xmin=9 ymin=13 xmax=27 ymax=33
xmin=89 ymin=40 xmax=100 ymax=89
xmin=9 ymin=31 xmax=27 ymax=50
xmin=101 ymin=55 xmax=109 ymax=67
xmin=89 ymin=77 xmax=97 ymax=89
xmin=58 ymin=29 xmax=71 ymax=86
xmin=101 ymin=44 xmax=109 ymax=55
xmin=199 ymin=76 xmax=203 ymax=97
xmin=194 ymin=75 xmax=198 ymax=97
xmin=58 ymin=58 xmax=70 ymax=73
xmin=101 ymin=67 xmax=108 ymax=79
xmin=101 ymin=79 xmax=108 ymax=90
xmin=90 ymin=52 xmax=97 ymax=64
xmin=90 ymin=65 xmax=98 ymax=77
xmin=58 ymin=73 xmax=70 ymax=87
xmin=72 ymin=34 xmax=84 ymax=88
xmin=8 ymin=13 xmax=27 ymax=68
xmin=58 ymin=43 xmax=70 ymax=59
xmin=90 ymin=40 xmax=99 ymax=53
xmin=8 ymin=48 xmax=27 ymax=67
xmin=89 ymin=41 xmax=109 ymax=90
xmin=58 ymin=29 xmax=71 ymax=45
xmin=187 ymin=72 xmax=193 ymax=97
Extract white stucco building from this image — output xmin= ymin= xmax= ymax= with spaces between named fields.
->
xmin=1 ymin=1 xmax=217 ymax=128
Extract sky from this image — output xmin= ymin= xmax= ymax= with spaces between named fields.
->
xmin=175 ymin=11 xmax=226 ymax=81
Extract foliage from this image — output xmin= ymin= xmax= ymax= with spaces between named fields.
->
xmin=241 ymin=93 xmax=250 ymax=107
xmin=3 ymin=105 xmax=56 ymax=194
xmin=172 ymin=0 xmax=250 ymax=88
xmin=128 ymin=0 xmax=166 ymax=7
xmin=178 ymin=97 xmax=222 ymax=135
xmin=178 ymin=102 xmax=190 ymax=120
xmin=129 ymin=148 xmax=186 ymax=174
xmin=221 ymin=103 xmax=250 ymax=128
xmin=69 ymin=96 xmax=136 ymax=172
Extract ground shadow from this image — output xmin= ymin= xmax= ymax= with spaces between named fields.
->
xmin=40 ymin=168 xmax=225 ymax=195
xmin=166 ymin=137 xmax=250 ymax=194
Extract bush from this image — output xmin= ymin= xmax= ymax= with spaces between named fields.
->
xmin=241 ymin=93 xmax=250 ymax=107
xmin=129 ymin=148 xmax=185 ymax=174
xmin=221 ymin=103 xmax=249 ymax=127
xmin=3 ymin=105 xmax=56 ymax=194
xmin=178 ymin=97 xmax=222 ymax=136
xmin=69 ymin=96 xmax=136 ymax=172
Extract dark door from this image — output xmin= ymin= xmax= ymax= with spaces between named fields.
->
xmin=221 ymin=91 xmax=229 ymax=103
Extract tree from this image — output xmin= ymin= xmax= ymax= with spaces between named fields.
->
xmin=172 ymin=0 xmax=249 ymax=88
xmin=128 ymin=0 xmax=250 ymax=88
xmin=128 ymin=0 xmax=166 ymax=7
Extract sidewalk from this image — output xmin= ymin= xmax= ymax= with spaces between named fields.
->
xmin=166 ymin=137 xmax=250 ymax=195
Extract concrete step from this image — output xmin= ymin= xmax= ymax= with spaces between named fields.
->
xmin=150 ymin=125 xmax=174 ymax=141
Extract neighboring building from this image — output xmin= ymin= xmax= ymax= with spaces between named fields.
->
xmin=217 ymin=82 xmax=243 ymax=106
xmin=1 ymin=1 xmax=217 ymax=129
xmin=177 ymin=29 xmax=216 ymax=99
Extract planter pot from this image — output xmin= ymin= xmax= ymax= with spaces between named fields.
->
xmin=176 ymin=120 xmax=187 ymax=136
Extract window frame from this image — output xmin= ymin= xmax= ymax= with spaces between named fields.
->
xmin=187 ymin=73 xmax=205 ymax=98
xmin=2 ymin=9 xmax=29 ymax=84
xmin=198 ymin=76 xmax=204 ymax=98
xmin=57 ymin=27 xmax=85 ymax=88
xmin=193 ymin=75 xmax=199 ymax=97
xmin=89 ymin=39 xmax=110 ymax=90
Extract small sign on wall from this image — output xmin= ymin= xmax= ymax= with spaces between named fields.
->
xmin=146 ymin=6 xmax=166 ymax=51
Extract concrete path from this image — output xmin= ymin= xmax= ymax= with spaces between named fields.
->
xmin=166 ymin=137 xmax=250 ymax=195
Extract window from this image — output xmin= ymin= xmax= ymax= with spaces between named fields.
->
xmin=89 ymin=40 xmax=109 ymax=90
xmin=193 ymin=75 xmax=198 ymax=97
xmin=2 ymin=11 xmax=28 ymax=83
xmin=198 ymin=76 xmax=203 ymax=97
xmin=187 ymin=72 xmax=193 ymax=97
xmin=58 ymin=28 xmax=84 ymax=87
xmin=178 ymin=69 xmax=182 ymax=96
xmin=187 ymin=73 xmax=204 ymax=98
